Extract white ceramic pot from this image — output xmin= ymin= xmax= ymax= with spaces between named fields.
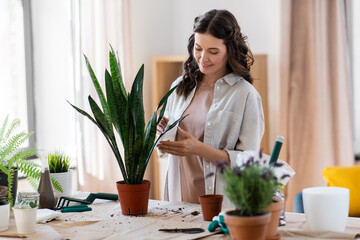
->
xmin=303 ymin=186 xmax=349 ymax=232
xmin=51 ymin=170 xmax=73 ymax=197
xmin=0 ymin=203 xmax=10 ymax=232
xmin=13 ymin=208 xmax=37 ymax=234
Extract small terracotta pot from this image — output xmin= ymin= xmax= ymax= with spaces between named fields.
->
xmin=116 ymin=180 xmax=151 ymax=216
xmin=265 ymin=197 xmax=284 ymax=239
xmin=199 ymin=194 xmax=223 ymax=221
xmin=225 ymin=210 xmax=271 ymax=240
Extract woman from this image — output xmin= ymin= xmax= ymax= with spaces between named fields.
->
xmin=157 ymin=9 xmax=264 ymax=206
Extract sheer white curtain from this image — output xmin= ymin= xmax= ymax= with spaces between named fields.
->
xmin=73 ymin=0 xmax=132 ymax=193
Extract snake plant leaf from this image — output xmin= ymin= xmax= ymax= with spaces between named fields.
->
xmin=129 ymin=64 xmax=145 ymax=139
xmin=68 ymin=100 xmax=128 ymax=182
xmin=109 ymin=45 xmax=127 ymax=101
xmin=137 ymin=114 xmax=188 ymax=183
xmin=67 ymin=100 xmax=99 ymax=128
xmin=147 ymin=114 xmax=188 ymax=165
xmin=105 ymin=70 xmax=121 ymax=134
xmin=109 ymin=47 xmax=129 ymax=146
xmin=84 ymin=55 xmax=112 ymax=132
xmin=88 ymin=96 xmax=115 ymax=139
xmin=156 ymin=85 xmax=178 ymax=125
xmin=125 ymin=108 xmax=135 ymax=183
xmin=144 ymin=85 xmax=178 ymax=142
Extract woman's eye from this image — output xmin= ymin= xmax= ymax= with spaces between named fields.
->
xmin=210 ymin=52 xmax=219 ymax=55
xmin=195 ymin=48 xmax=202 ymax=51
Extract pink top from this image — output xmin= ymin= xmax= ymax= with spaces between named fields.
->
xmin=177 ymin=83 xmax=214 ymax=203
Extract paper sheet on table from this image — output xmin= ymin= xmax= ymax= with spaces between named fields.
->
xmin=279 ymin=212 xmax=360 ymax=240
xmin=37 ymin=209 xmax=62 ymax=223
xmin=235 ymin=150 xmax=295 ymax=186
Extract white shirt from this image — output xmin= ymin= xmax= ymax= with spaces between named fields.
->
xmin=160 ymin=72 xmax=265 ymax=207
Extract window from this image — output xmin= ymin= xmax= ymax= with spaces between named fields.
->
xmin=0 ymin=0 xmax=35 ymax=149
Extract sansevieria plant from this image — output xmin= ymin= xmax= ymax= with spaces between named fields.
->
xmin=69 ymin=46 xmax=185 ymax=184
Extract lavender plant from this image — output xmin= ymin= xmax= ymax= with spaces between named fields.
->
xmin=216 ymin=150 xmax=289 ymax=216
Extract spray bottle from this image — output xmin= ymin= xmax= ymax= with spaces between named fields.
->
xmin=38 ymin=156 xmax=57 ymax=208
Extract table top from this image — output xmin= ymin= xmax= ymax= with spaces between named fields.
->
xmin=1 ymin=193 xmax=360 ymax=240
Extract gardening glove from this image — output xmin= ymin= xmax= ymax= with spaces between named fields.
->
xmin=207 ymin=212 xmax=229 ymax=234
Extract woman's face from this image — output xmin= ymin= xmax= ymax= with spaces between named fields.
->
xmin=193 ymin=32 xmax=228 ymax=78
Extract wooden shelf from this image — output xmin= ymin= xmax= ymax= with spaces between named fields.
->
xmin=151 ymin=55 xmax=268 ymax=200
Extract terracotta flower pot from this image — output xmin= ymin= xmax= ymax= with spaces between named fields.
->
xmin=199 ymin=194 xmax=223 ymax=221
xmin=116 ymin=180 xmax=151 ymax=216
xmin=225 ymin=210 xmax=271 ymax=240
xmin=265 ymin=197 xmax=284 ymax=240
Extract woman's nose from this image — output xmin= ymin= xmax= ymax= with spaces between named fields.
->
xmin=201 ymin=51 xmax=209 ymax=61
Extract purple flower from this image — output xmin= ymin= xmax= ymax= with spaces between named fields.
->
xmin=216 ymin=160 xmax=230 ymax=174
xmin=232 ymin=167 xmax=243 ymax=177
xmin=273 ymin=162 xmax=284 ymax=167
xmin=205 ymin=172 xmax=215 ymax=179
xmin=281 ymin=174 xmax=290 ymax=179
xmin=259 ymin=148 xmax=264 ymax=159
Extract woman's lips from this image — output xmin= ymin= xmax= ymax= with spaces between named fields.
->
xmin=201 ymin=63 xmax=212 ymax=68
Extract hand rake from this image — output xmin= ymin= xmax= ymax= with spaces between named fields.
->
xmin=56 ymin=193 xmax=118 ymax=208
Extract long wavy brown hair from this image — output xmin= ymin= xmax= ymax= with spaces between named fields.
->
xmin=177 ymin=9 xmax=254 ymax=97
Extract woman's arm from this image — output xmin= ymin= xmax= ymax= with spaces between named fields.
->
xmin=157 ymin=126 xmax=230 ymax=164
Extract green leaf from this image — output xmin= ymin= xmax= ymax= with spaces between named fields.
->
xmin=83 ymin=55 xmax=113 ymax=133
xmin=68 ymin=100 xmax=128 ymax=182
xmin=109 ymin=45 xmax=127 ymax=101
xmin=128 ymin=64 xmax=145 ymax=139
xmin=105 ymin=70 xmax=121 ymax=135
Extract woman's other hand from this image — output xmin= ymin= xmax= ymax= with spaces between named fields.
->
xmin=157 ymin=117 xmax=169 ymax=136
xmin=157 ymin=126 xmax=200 ymax=156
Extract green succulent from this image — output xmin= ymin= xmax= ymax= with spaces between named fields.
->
xmin=48 ymin=151 xmax=70 ymax=173
xmin=0 ymin=116 xmax=62 ymax=207
xmin=68 ymin=46 xmax=185 ymax=184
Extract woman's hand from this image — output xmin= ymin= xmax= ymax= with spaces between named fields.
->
xmin=157 ymin=126 xmax=200 ymax=156
xmin=157 ymin=117 xmax=169 ymax=136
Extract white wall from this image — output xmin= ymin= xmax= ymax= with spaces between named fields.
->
xmin=130 ymin=0 xmax=282 ymax=148
xmin=31 ymin=0 xmax=77 ymax=158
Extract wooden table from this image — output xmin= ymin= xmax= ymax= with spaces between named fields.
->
xmin=1 ymin=193 xmax=359 ymax=240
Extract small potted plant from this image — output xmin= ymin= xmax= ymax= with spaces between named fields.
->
xmin=0 ymin=116 xmax=38 ymax=207
xmin=48 ymin=150 xmax=72 ymax=197
xmin=0 ymin=116 xmax=62 ymax=207
xmin=13 ymin=191 xmax=39 ymax=234
xmin=68 ymin=46 xmax=185 ymax=215
xmin=218 ymin=150 xmax=289 ymax=240
xmin=0 ymin=186 xmax=10 ymax=232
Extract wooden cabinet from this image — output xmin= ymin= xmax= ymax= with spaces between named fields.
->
xmin=151 ymin=55 xmax=268 ymax=200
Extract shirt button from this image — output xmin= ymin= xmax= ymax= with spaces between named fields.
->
xmin=220 ymin=80 xmax=223 ymax=83
xmin=216 ymin=86 xmax=220 ymax=90
xmin=207 ymin=123 xmax=211 ymax=126
xmin=206 ymin=165 xmax=209 ymax=168
xmin=208 ymin=186 xmax=212 ymax=190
